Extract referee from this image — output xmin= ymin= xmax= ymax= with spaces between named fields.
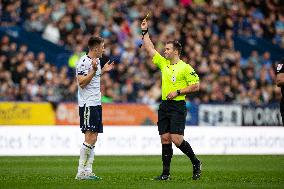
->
xmin=141 ymin=19 xmax=201 ymax=180
xmin=276 ymin=58 xmax=284 ymax=125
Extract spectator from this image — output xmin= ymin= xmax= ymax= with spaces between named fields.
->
xmin=1 ymin=0 xmax=284 ymax=106
xmin=42 ymin=22 xmax=60 ymax=44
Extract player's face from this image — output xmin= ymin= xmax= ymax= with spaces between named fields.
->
xmin=99 ymin=43 xmax=105 ymax=57
xmin=164 ymin=44 xmax=175 ymax=59
xmin=95 ymin=42 xmax=105 ymax=58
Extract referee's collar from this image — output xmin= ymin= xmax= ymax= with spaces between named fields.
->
xmin=170 ymin=60 xmax=182 ymax=65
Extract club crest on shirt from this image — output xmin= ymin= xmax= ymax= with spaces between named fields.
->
xmin=277 ymin=64 xmax=283 ymax=72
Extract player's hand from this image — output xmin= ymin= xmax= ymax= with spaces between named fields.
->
xmin=166 ymin=91 xmax=178 ymax=100
xmin=141 ymin=20 xmax=148 ymax=30
xmin=92 ymin=59 xmax=98 ymax=71
xmin=102 ymin=60 xmax=115 ymax=73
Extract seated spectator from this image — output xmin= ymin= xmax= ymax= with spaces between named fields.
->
xmin=0 ymin=0 xmax=283 ymax=106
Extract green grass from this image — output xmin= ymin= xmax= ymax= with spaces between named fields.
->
xmin=0 ymin=155 xmax=283 ymax=189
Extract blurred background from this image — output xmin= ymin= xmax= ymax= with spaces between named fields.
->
xmin=0 ymin=0 xmax=284 ymax=156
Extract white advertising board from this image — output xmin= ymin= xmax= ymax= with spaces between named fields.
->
xmin=0 ymin=126 xmax=283 ymax=155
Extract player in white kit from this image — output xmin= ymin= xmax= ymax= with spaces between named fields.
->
xmin=75 ymin=36 xmax=114 ymax=180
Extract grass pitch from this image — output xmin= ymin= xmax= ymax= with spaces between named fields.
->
xmin=0 ymin=155 xmax=283 ymax=189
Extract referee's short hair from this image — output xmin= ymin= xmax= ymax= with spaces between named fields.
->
xmin=88 ymin=36 xmax=104 ymax=50
xmin=166 ymin=40 xmax=182 ymax=55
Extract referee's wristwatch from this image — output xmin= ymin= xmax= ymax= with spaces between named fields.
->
xmin=177 ymin=90 xmax=181 ymax=96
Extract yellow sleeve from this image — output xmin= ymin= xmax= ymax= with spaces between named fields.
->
xmin=184 ymin=64 xmax=199 ymax=85
xmin=152 ymin=52 xmax=167 ymax=69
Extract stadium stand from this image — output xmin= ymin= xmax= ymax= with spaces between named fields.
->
xmin=0 ymin=0 xmax=283 ymax=105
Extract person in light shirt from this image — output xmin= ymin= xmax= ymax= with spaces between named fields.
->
xmin=75 ymin=36 xmax=114 ymax=180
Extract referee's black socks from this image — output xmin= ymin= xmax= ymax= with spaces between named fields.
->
xmin=162 ymin=144 xmax=173 ymax=176
xmin=178 ymin=140 xmax=199 ymax=165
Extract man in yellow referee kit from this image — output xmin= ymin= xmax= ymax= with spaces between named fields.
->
xmin=141 ymin=18 xmax=202 ymax=181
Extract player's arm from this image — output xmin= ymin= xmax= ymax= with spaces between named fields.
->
xmin=77 ymin=59 xmax=97 ymax=89
xmin=101 ymin=60 xmax=114 ymax=75
xmin=276 ymin=73 xmax=284 ymax=87
xmin=77 ymin=70 xmax=96 ymax=89
xmin=141 ymin=19 xmax=157 ymax=58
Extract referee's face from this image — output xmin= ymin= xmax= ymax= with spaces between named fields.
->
xmin=164 ymin=44 xmax=175 ymax=59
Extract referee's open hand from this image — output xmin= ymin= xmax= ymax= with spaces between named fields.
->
xmin=166 ymin=91 xmax=178 ymax=100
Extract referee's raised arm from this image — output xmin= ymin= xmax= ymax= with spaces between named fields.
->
xmin=141 ymin=19 xmax=157 ymax=58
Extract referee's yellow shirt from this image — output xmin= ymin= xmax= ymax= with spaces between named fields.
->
xmin=152 ymin=52 xmax=199 ymax=101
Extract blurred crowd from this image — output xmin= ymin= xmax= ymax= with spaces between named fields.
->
xmin=0 ymin=35 xmax=77 ymax=102
xmin=1 ymin=0 xmax=284 ymax=105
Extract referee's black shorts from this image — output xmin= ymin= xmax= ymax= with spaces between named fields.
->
xmin=157 ymin=100 xmax=187 ymax=135
xmin=79 ymin=105 xmax=103 ymax=134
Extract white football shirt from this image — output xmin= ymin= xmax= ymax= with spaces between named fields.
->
xmin=76 ymin=54 xmax=101 ymax=107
